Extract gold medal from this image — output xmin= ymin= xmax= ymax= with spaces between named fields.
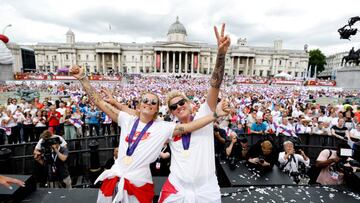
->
xmin=123 ymin=156 xmax=133 ymax=165
xmin=182 ymin=150 xmax=190 ymax=158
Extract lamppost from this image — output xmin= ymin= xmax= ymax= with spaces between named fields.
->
xmin=2 ymin=24 xmax=12 ymax=34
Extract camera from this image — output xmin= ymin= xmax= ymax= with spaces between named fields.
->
xmin=40 ymin=137 xmax=61 ymax=162
xmin=258 ymin=155 xmax=265 ymax=164
xmin=41 ymin=137 xmax=61 ymax=149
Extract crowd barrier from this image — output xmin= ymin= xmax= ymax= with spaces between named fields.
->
xmin=0 ymin=135 xmax=119 ymax=176
xmin=0 ymin=133 xmax=346 ymax=176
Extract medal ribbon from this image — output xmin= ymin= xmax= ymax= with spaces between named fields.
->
xmin=181 ymin=116 xmax=194 ymax=151
xmin=126 ymin=118 xmax=154 ymax=156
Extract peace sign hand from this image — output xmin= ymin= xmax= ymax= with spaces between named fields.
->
xmin=214 ymin=23 xmax=231 ymax=54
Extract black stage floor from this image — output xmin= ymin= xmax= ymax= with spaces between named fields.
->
xmin=21 ymin=186 xmax=360 ymax=203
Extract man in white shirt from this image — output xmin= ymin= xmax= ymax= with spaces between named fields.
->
xmin=277 ymin=117 xmax=296 ymax=137
xmin=279 ymin=141 xmax=310 ymax=174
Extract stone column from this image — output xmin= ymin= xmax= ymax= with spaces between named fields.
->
xmin=112 ymin=53 xmax=115 ymax=71
xmin=172 ymin=52 xmax=175 ymax=74
xmin=153 ymin=52 xmax=156 ymax=73
xmin=58 ymin=53 xmax=62 ymax=69
xmin=43 ymin=54 xmax=45 ymax=71
xmin=179 ymin=52 xmax=182 ymax=74
xmin=160 ymin=51 xmax=163 ymax=73
xmin=185 ymin=52 xmax=188 ymax=74
xmin=166 ymin=52 xmax=169 ymax=73
xmin=191 ymin=53 xmax=194 ymax=74
xmin=272 ymin=58 xmax=276 ymax=75
xmin=118 ymin=53 xmax=121 ymax=73
xmin=207 ymin=55 xmax=211 ymax=75
xmin=143 ymin=53 xmax=146 ymax=73
xmin=237 ymin=57 xmax=241 ymax=76
xmin=73 ymin=53 xmax=76 ymax=65
xmin=95 ymin=53 xmax=99 ymax=73
xmin=251 ymin=58 xmax=255 ymax=76
xmin=245 ymin=57 xmax=249 ymax=76
xmin=102 ymin=53 xmax=105 ymax=74
xmin=231 ymin=57 xmax=235 ymax=75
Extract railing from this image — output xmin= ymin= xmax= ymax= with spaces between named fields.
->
xmin=0 ymin=135 xmax=119 ymax=175
xmin=0 ymin=133 xmax=347 ymax=175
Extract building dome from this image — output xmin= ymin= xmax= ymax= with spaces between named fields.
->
xmin=167 ymin=17 xmax=187 ymax=36
xmin=66 ymin=28 xmax=74 ymax=36
xmin=66 ymin=28 xmax=75 ymax=44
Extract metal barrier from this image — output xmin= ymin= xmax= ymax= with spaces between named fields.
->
xmin=0 ymin=133 xmax=345 ymax=175
xmin=0 ymin=135 xmax=119 ymax=175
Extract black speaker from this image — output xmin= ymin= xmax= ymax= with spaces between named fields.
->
xmin=0 ymin=175 xmax=36 ymax=203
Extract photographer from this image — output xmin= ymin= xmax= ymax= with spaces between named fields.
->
xmin=279 ymin=141 xmax=310 ymax=183
xmin=247 ymin=140 xmax=278 ymax=172
xmin=33 ymin=130 xmax=71 ymax=188
xmin=225 ymin=133 xmax=249 ymax=169
xmin=315 ymin=143 xmax=355 ymax=185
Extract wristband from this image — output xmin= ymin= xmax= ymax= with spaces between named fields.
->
xmin=213 ymin=112 xmax=219 ymax=119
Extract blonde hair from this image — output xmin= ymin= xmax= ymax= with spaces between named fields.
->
xmin=137 ymin=92 xmax=160 ymax=119
xmin=165 ymin=90 xmax=190 ymax=109
xmin=261 ymin=140 xmax=273 ymax=150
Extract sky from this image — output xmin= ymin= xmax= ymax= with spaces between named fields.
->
xmin=1 ymin=0 xmax=360 ymax=55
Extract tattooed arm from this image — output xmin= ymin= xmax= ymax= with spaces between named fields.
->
xmin=101 ymin=88 xmax=138 ymax=116
xmin=70 ymin=66 xmax=120 ymax=123
xmin=172 ymin=99 xmax=230 ymax=136
xmin=207 ymin=23 xmax=231 ymax=111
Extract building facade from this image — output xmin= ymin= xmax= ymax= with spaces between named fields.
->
xmin=9 ymin=17 xmax=309 ymax=77
xmin=319 ymin=51 xmax=348 ymax=79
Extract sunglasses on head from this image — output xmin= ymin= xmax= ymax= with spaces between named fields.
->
xmin=141 ymin=97 xmax=158 ymax=106
xmin=169 ymin=99 xmax=186 ymax=111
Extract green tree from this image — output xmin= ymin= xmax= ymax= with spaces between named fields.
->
xmin=308 ymin=49 xmax=327 ymax=77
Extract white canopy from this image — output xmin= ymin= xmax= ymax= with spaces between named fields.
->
xmin=274 ymin=71 xmax=293 ymax=79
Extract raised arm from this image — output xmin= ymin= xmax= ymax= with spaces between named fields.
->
xmin=207 ymin=23 xmax=231 ymax=111
xmin=101 ymin=88 xmax=138 ymax=116
xmin=70 ymin=65 xmax=120 ymax=123
xmin=173 ymin=99 xmax=230 ymax=136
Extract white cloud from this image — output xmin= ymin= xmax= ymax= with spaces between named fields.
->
xmin=1 ymin=0 xmax=360 ymax=55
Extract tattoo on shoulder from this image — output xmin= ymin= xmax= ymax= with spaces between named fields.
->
xmin=175 ymin=126 xmax=185 ymax=133
xmin=210 ymin=53 xmax=225 ymax=89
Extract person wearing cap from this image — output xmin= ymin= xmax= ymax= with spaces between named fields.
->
xmin=247 ymin=140 xmax=278 ymax=171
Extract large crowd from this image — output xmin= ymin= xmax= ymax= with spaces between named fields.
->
xmin=0 ymin=76 xmax=360 ymax=145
